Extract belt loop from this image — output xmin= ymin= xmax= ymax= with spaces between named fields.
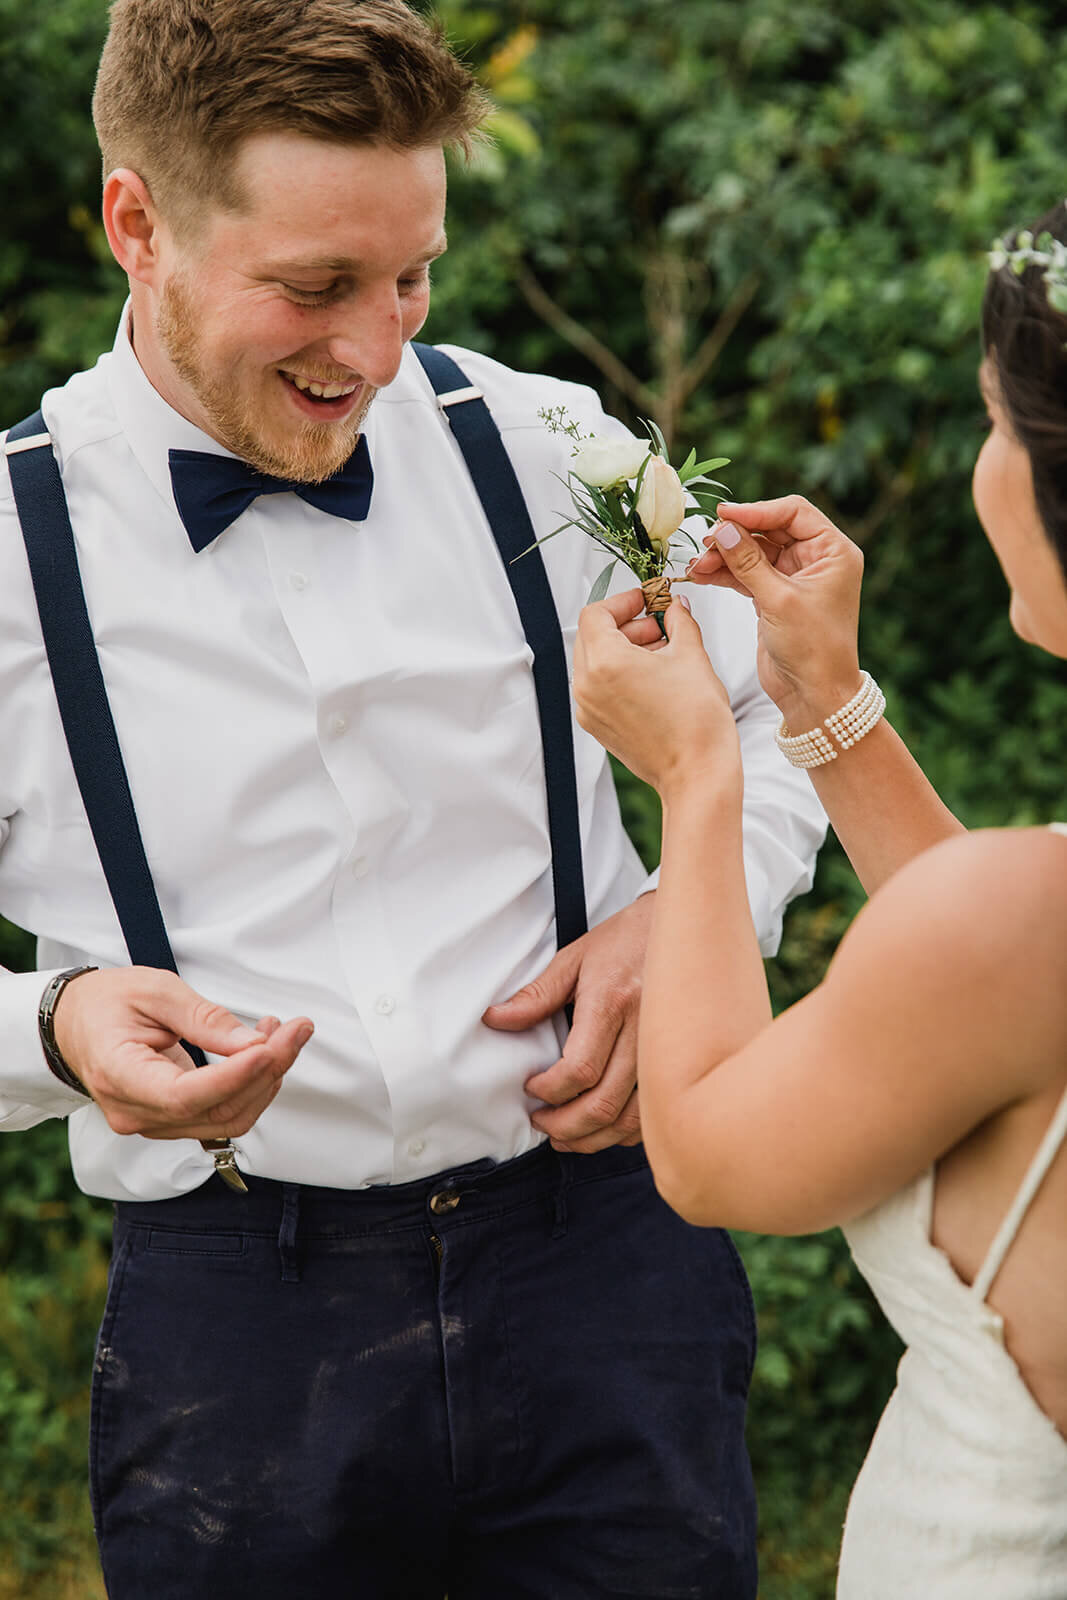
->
xmin=278 ymin=1183 xmax=301 ymax=1283
xmin=552 ymin=1149 xmax=571 ymax=1240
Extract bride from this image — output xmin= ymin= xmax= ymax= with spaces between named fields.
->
xmin=572 ymin=205 xmax=1067 ymax=1595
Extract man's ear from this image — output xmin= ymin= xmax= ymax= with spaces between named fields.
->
xmin=102 ymin=168 xmax=166 ymax=284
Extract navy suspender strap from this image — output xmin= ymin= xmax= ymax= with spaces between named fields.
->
xmin=4 ymin=412 xmax=249 ymax=1189
xmin=411 ymin=342 xmax=588 ymax=952
xmin=5 ymin=413 xmax=191 ymax=999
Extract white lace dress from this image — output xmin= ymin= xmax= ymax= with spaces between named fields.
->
xmin=837 ymin=926 xmax=1067 ymax=1597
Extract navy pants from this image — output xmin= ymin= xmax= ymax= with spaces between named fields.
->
xmin=91 ymin=1143 xmax=758 ymax=1598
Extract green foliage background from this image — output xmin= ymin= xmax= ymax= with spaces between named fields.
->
xmin=2 ymin=1 xmax=1066 ymax=1594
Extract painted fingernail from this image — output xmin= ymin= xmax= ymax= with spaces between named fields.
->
xmin=679 ymin=595 xmax=692 ymax=612
xmin=715 ymin=520 xmax=742 ymax=549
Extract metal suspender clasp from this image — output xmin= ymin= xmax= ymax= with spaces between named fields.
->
xmin=203 ymin=1140 xmax=250 ymax=1194
xmin=435 ymin=386 xmax=484 ymax=410
xmin=5 ymin=432 xmax=53 ymax=456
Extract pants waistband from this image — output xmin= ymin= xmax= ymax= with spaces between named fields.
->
xmin=115 ymin=1141 xmax=648 ymax=1236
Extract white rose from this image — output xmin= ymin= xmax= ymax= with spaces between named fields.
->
xmin=570 ymin=433 xmax=650 ymax=488
xmin=635 ymin=456 xmax=686 ymax=552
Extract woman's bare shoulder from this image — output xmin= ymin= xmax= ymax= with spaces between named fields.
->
xmin=827 ymin=824 xmax=1067 ymax=1088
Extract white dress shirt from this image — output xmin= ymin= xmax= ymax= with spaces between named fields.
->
xmin=0 ymin=313 xmax=826 ymax=1200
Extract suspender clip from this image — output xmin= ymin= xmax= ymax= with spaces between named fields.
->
xmin=435 ymin=385 xmax=484 ymax=410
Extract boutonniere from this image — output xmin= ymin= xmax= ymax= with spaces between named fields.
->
xmin=529 ymin=408 xmax=730 ymax=633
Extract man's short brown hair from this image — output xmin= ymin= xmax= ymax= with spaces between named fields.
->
xmin=92 ymin=0 xmax=488 ymax=232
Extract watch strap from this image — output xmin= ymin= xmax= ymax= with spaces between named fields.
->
xmin=38 ymin=966 xmax=98 ymax=1098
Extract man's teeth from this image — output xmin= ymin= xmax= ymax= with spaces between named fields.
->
xmin=286 ymin=374 xmax=358 ymax=399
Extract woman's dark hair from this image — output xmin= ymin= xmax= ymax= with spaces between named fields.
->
xmin=982 ymin=201 xmax=1067 ymax=581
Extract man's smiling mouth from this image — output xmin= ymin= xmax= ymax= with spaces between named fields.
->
xmin=280 ymin=369 xmax=361 ymax=400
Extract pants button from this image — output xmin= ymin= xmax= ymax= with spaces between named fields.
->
xmin=429 ymin=1189 xmax=460 ymax=1215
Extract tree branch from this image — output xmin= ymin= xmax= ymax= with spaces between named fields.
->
xmin=516 ymin=263 xmax=657 ymax=414
xmin=675 ymin=269 xmax=762 ymax=406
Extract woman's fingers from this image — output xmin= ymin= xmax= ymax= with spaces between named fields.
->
xmin=695 ymin=520 xmax=793 ymax=608
xmin=718 ymin=494 xmax=844 ymax=543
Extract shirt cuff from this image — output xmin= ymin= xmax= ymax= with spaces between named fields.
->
xmin=0 ymin=968 xmax=92 ymax=1125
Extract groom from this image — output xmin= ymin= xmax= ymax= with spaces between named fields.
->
xmin=0 ymin=1 xmax=825 ymax=1594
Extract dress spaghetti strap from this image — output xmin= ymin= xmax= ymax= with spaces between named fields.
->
xmin=972 ymin=822 xmax=1067 ymax=1301
xmin=972 ymin=1079 xmax=1067 ymax=1302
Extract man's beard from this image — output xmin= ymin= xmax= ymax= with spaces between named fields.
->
xmin=156 ymin=275 xmax=372 ymax=483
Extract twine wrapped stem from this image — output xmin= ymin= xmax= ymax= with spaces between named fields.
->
xmin=641 ymin=574 xmax=672 ymax=638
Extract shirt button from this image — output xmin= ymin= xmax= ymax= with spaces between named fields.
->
xmin=375 ymin=994 xmax=396 ymax=1016
xmin=408 ymin=1138 xmax=426 ymax=1157
xmin=289 ymin=572 xmax=309 ymax=592
xmin=327 ymin=712 xmax=349 ymax=738
xmin=350 ymin=855 xmax=369 ymax=879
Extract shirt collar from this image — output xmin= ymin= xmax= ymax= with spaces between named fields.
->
xmin=105 ymin=301 xmax=241 ymax=525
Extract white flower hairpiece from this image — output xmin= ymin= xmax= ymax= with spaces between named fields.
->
xmin=989 ymin=224 xmax=1067 ymax=315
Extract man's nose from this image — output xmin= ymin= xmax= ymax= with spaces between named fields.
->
xmin=324 ymin=289 xmax=408 ymax=390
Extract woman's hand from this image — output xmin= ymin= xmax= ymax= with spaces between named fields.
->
xmin=686 ymin=495 xmax=863 ymax=729
xmin=574 ymin=589 xmax=740 ymax=797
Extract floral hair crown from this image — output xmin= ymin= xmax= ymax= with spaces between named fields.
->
xmin=989 ymin=222 xmax=1067 ymax=316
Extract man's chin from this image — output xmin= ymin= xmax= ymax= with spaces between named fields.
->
xmin=231 ymin=419 xmax=365 ymax=483
xmin=250 ymin=389 xmax=376 ymax=482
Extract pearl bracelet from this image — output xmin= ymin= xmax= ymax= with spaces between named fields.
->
xmin=774 ymin=672 xmax=886 ymax=769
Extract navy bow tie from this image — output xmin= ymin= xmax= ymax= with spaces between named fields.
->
xmin=168 ymin=434 xmax=374 ymax=553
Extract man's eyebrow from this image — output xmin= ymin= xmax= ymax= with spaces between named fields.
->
xmin=263 ymin=238 xmax=448 ymax=275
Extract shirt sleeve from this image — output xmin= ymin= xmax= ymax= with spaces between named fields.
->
xmin=0 ymin=964 xmax=89 ymax=1127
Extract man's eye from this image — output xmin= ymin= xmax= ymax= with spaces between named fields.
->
xmin=399 ymin=271 xmax=431 ymax=296
xmin=285 ymin=284 xmax=338 ymax=305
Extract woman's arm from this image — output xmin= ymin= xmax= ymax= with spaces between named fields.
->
xmin=640 ymin=815 xmax=1067 ymax=1234
xmin=573 ymin=595 xmax=1067 ymax=1233
xmin=688 ymin=497 xmax=964 ymax=896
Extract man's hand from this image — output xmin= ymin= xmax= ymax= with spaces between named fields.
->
xmin=53 ymin=966 xmax=313 ymax=1141
xmin=482 ymin=894 xmax=655 ymax=1153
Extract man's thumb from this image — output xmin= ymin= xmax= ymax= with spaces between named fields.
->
xmin=144 ymin=972 xmax=268 ymax=1054
xmin=482 ymin=941 xmax=582 ymax=1031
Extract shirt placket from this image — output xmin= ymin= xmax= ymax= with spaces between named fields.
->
xmin=257 ymin=505 xmax=439 ymax=1178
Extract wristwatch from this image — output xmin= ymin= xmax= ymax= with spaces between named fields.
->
xmin=38 ymin=966 xmax=98 ymax=1098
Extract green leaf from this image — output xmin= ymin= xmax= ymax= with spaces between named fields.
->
xmin=679 ymin=446 xmax=697 ymax=479
xmin=509 ymin=519 xmax=580 ymax=561
xmin=587 ymin=560 xmax=617 ymax=603
xmin=641 ymin=417 xmax=670 ymax=458
xmin=687 ymin=489 xmax=724 ymax=519
xmin=682 ymin=456 xmax=731 ymax=480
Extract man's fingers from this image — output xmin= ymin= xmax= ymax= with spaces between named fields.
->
xmin=548 ymin=1089 xmax=642 ymax=1154
xmin=524 ymin=983 xmax=635 ymax=1114
xmin=98 ymin=1017 xmax=312 ymax=1136
xmin=482 ymin=939 xmax=584 ymax=1030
